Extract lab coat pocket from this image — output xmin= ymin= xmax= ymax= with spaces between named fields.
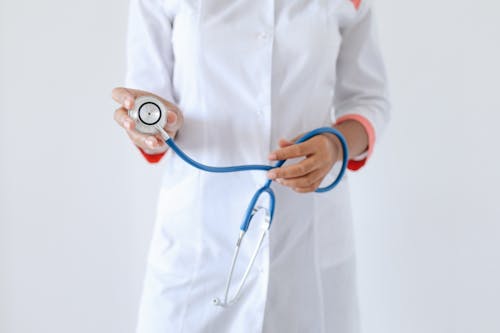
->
xmin=314 ymin=177 xmax=356 ymax=267
xmin=148 ymin=169 xmax=203 ymax=280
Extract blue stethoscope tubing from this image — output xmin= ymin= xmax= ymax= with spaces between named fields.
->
xmin=131 ymin=95 xmax=351 ymax=306
xmin=154 ymin=124 xmax=349 ymax=306
xmin=163 ymin=126 xmax=349 ymax=232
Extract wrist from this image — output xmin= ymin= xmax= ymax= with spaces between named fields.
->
xmin=333 ymin=120 xmax=369 ymax=159
xmin=322 ymin=133 xmax=344 ymax=163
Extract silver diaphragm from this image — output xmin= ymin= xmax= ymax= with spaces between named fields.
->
xmin=128 ymin=96 xmax=167 ymax=134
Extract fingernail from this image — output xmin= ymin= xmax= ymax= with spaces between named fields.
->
xmin=123 ymin=119 xmax=131 ymax=129
xmin=267 ymin=171 xmax=275 ymax=179
xmin=146 ymin=138 xmax=156 ymax=148
xmin=276 ymin=178 xmax=283 ymax=184
xmin=124 ymin=98 xmax=132 ymax=109
xmin=268 ymin=153 xmax=277 ymax=160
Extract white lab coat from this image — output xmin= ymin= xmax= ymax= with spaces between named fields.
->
xmin=125 ymin=0 xmax=390 ymax=332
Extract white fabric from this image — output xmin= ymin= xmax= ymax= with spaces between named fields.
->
xmin=125 ymin=0 xmax=390 ymax=332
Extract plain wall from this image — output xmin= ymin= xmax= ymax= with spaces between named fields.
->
xmin=1 ymin=0 xmax=499 ymax=332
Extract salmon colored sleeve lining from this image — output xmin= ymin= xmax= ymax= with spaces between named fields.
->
xmin=351 ymin=0 xmax=361 ymax=10
xmin=335 ymin=114 xmax=375 ymax=171
xmin=137 ymin=146 xmax=167 ymax=164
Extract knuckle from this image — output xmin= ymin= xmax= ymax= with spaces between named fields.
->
xmin=113 ymin=87 xmax=127 ymax=102
xmin=297 ymin=164 xmax=307 ymax=174
xmin=279 ymin=179 xmax=290 ymax=186
xmin=316 ymin=137 xmax=328 ymax=151
xmin=320 ymin=134 xmax=330 ymax=143
xmin=308 ymin=160 xmax=317 ymax=170
xmin=304 ymin=178 xmax=315 ymax=187
xmin=296 ymin=179 xmax=307 ymax=187
xmin=114 ymin=109 xmax=129 ymax=126
xmin=284 ymin=167 xmax=295 ymax=177
xmin=136 ymin=139 xmax=147 ymax=149
xmin=322 ymin=139 xmax=330 ymax=151
xmin=113 ymin=108 xmax=122 ymax=120
xmin=304 ymin=185 xmax=315 ymax=193
xmin=129 ymin=131 xmax=142 ymax=143
xmin=126 ymin=131 xmax=136 ymax=141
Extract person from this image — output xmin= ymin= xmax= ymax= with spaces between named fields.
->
xmin=112 ymin=0 xmax=389 ymax=331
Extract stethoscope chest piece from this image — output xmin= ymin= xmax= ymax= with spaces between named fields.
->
xmin=128 ymin=96 xmax=167 ymax=134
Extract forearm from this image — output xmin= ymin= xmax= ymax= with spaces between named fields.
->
xmin=334 ymin=119 xmax=369 ymax=160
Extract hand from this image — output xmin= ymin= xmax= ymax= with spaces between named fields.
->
xmin=267 ymin=132 xmax=343 ymax=193
xmin=112 ymin=87 xmax=183 ymax=154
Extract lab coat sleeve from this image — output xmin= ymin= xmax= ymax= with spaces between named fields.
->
xmin=125 ymin=0 xmax=176 ymax=163
xmin=333 ymin=1 xmax=391 ymax=171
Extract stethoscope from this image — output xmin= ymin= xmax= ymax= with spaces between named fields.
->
xmin=129 ymin=96 xmax=349 ymax=307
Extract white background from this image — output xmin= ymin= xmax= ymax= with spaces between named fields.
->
xmin=1 ymin=0 xmax=499 ymax=332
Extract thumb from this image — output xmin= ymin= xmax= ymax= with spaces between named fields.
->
xmin=112 ymin=87 xmax=137 ymax=110
xmin=165 ymin=111 xmax=178 ymax=129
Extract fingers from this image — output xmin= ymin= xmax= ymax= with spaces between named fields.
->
xmin=112 ymin=87 xmax=137 ymax=110
xmin=165 ymin=110 xmax=178 ymax=132
xmin=268 ymin=155 xmax=329 ymax=193
xmin=115 ymin=102 xmax=179 ymax=134
xmin=267 ymin=133 xmax=341 ymax=193
xmin=112 ymin=87 xmax=179 ymax=112
xmin=126 ymin=129 xmax=166 ymax=152
xmin=292 ymin=180 xmax=323 ymax=193
xmin=268 ymin=157 xmax=319 ymax=180
xmin=114 ymin=107 xmax=167 ymax=153
xmin=112 ymin=87 xmax=181 ymax=155
xmin=114 ymin=107 xmax=134 ymax=130
xmin=278 ymin=138 xmax=294 ymax=148
xmin=268 ymin=140 xmax=315 ymax=161
xmin=276 ymin=168 xmax=325 ymax=189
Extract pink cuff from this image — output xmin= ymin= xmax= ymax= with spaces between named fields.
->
xmin=335 ymin=114 xmax=375 ymax=171
xmin=351 ymin=0 xmax=361 ymax=10
xmin=137 ymin=146 xmax=166 ymax=164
